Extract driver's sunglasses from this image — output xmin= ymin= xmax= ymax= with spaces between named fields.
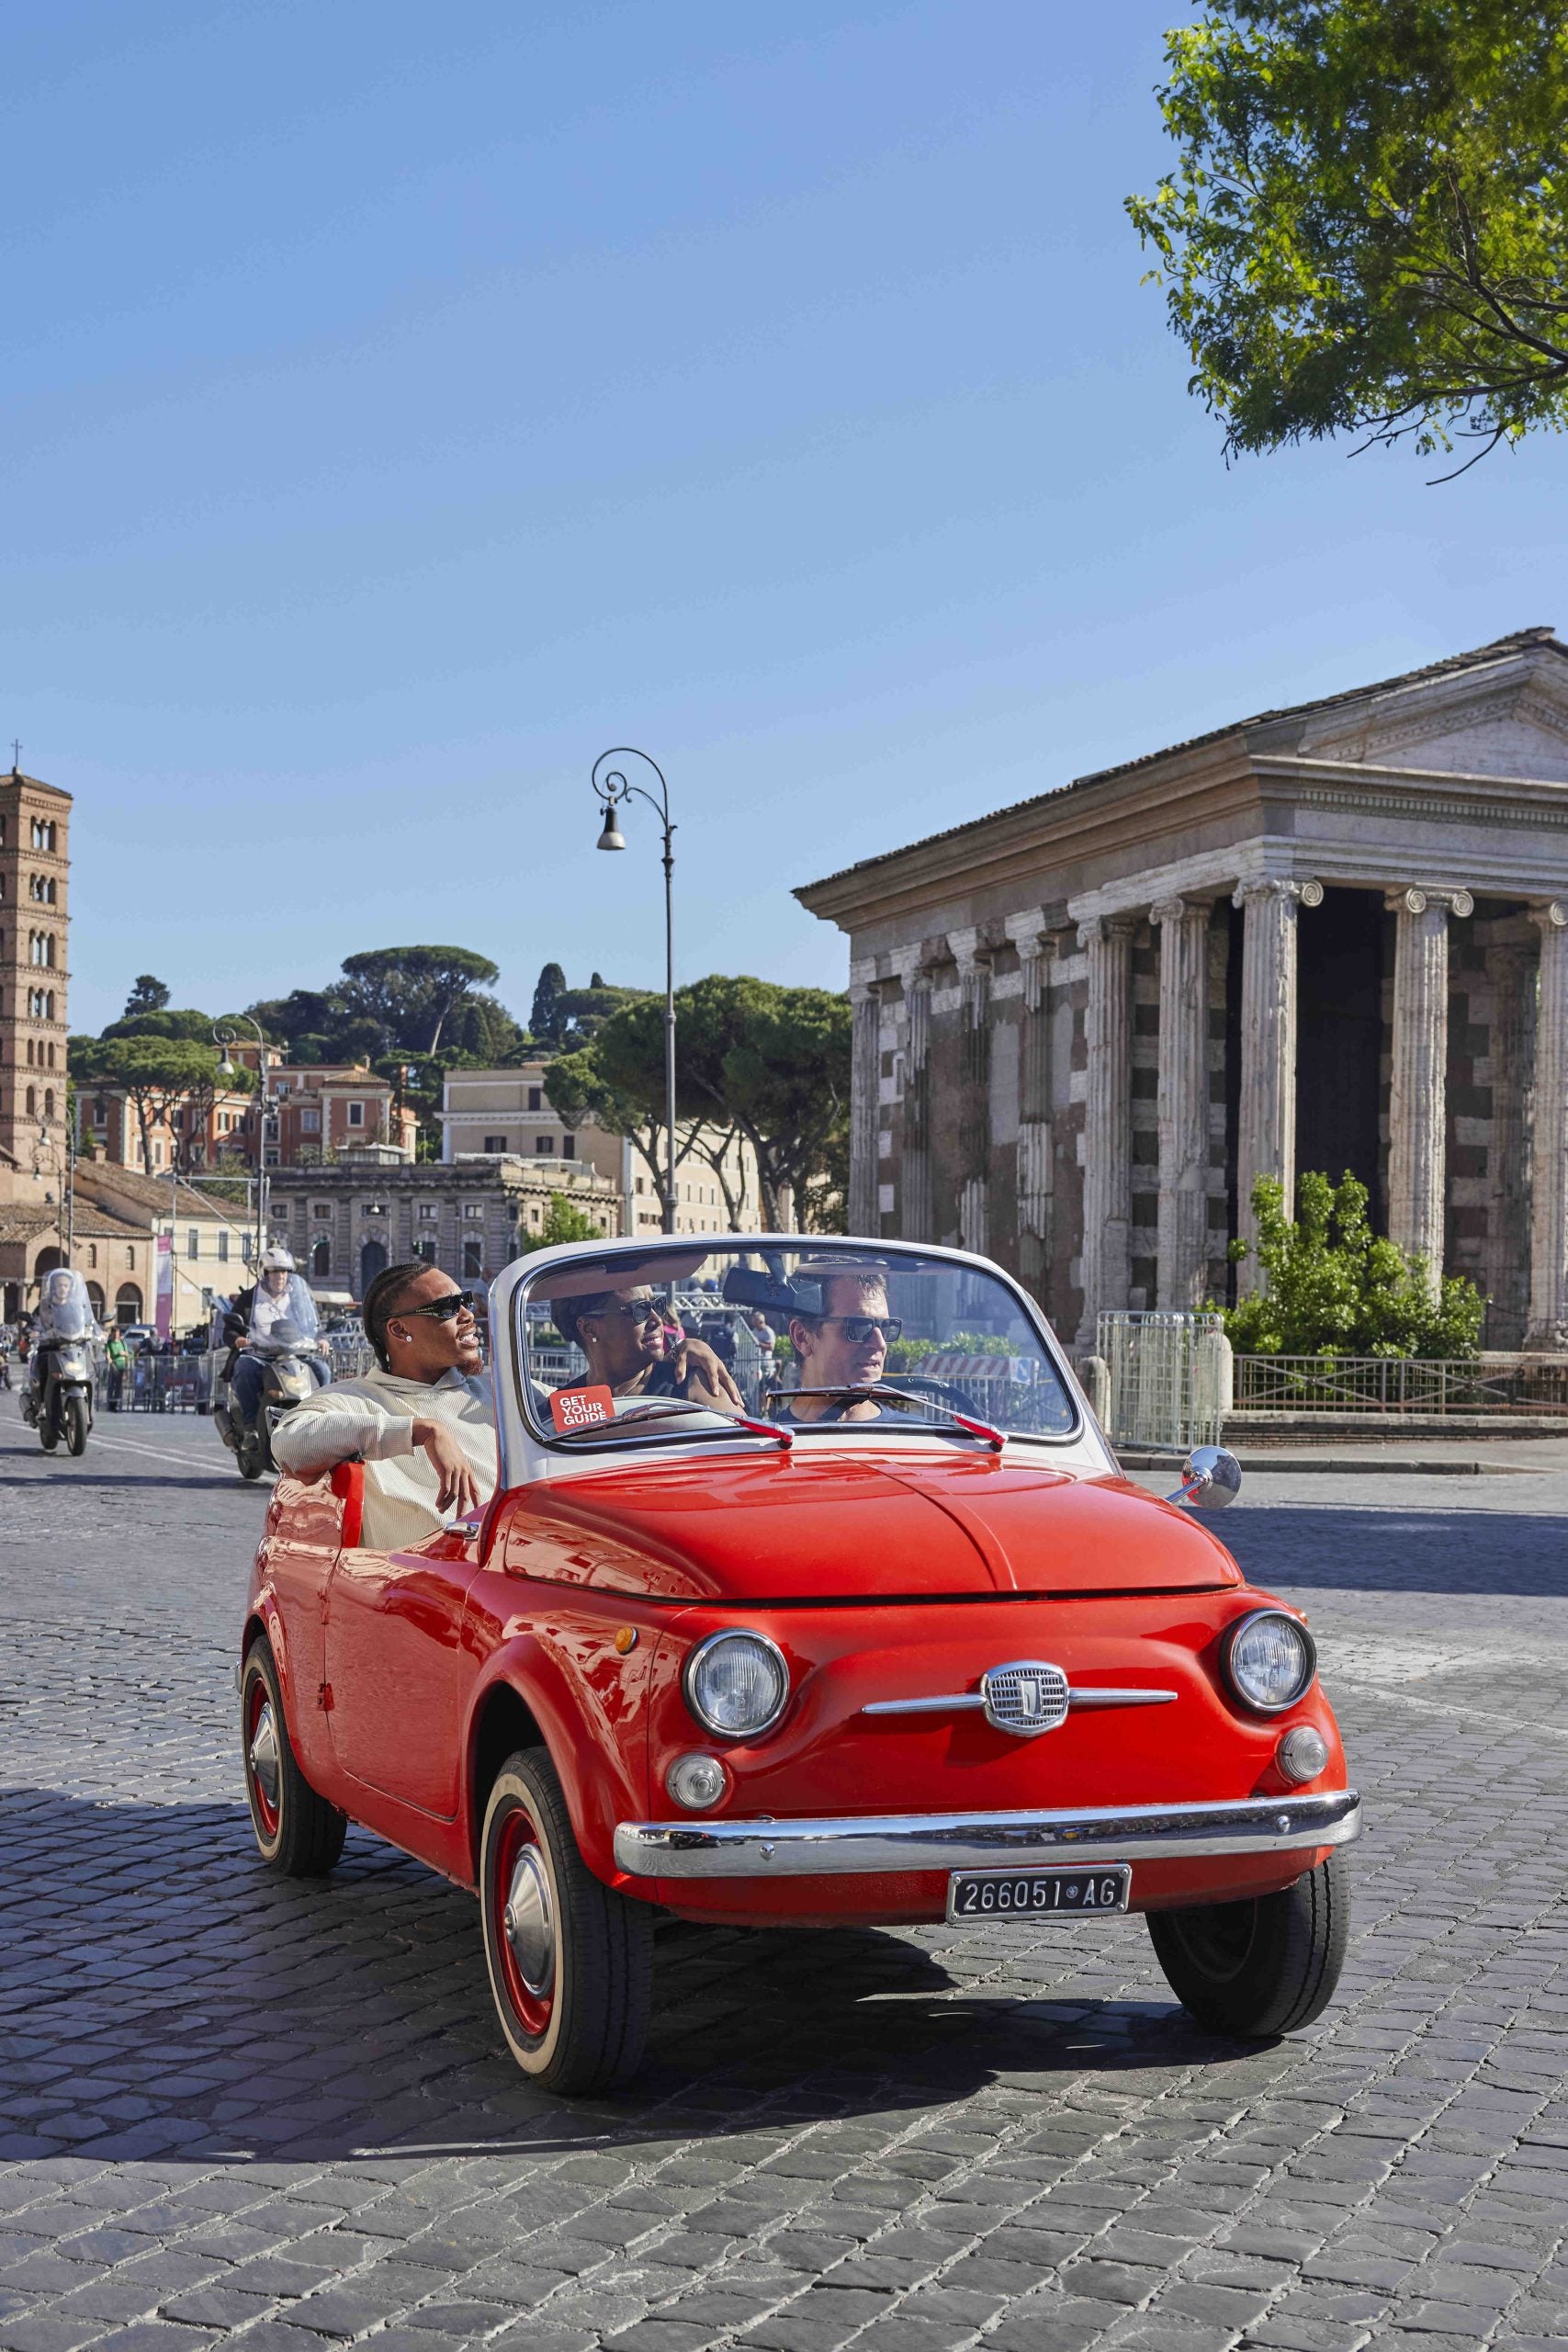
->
xmin=396 ymin=1290 xmax=476 ymax=1323
xmin=592 ymin=1296 xmax=663 ymax=1327
xmin=822 ymin=1314 xmax=902 ymax=1344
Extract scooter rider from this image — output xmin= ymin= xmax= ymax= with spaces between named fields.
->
xmin=30 ymin=1269 xmax=99 ymax=1390
xmin=26 ymin=1268 xmax=100 ymax=1447
xmin=223 ymin=1246 xmax=330 ymax=1433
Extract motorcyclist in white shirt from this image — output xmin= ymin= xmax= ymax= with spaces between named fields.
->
xmin=222 ymin=1245 xmax=330 ymax=1433
xmin=29 ymin=1268 xmax=98 ymax=1397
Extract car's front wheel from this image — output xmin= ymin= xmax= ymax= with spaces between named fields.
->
xmin=479 ymin=1747 xmax=652 ymax=2096
xmin=241 ymin=1637 xmax=346 ymax=1876
xmin=1146 ymin=1851 xmax=1348 ymax=2038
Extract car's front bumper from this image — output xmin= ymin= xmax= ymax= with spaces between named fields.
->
xmin=614 ymin=1789 xmax=1361 ymax=1880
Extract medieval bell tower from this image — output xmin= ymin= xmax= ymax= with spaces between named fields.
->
xmin=0 ymin=756 xmax=73 ymax=1204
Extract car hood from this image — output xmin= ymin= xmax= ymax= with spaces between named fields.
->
xmin=501 ymin=1451 xmax=1242 ymax=1601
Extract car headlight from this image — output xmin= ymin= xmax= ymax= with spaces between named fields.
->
xmin=683 ymin=1631 xmax=790 ymax=1740
xmin=1222 ymin=1609 xmax=1316 ymax=1714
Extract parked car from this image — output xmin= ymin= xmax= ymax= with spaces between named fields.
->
xmin=240 ymin=1235 xmax=1359 ymax=2096
xmin=118 ymin=1323 xmax=157 ymax=1353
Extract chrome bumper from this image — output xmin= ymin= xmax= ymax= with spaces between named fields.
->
xmin=614 ymin=1789 xmax=1361 ymax=1880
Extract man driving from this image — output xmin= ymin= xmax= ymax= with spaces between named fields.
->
xmin=270 ymin=1262 xmax=495 ymax=1548
xmin=553 ymin=1287 xmax=745 ymax=1412
xmin=777 ymin=1268 xmax=899 ymax=1422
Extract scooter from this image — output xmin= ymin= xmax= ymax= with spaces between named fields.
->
xmin=212 ymin=1322 xmax=325 ymax=1480
xmin=21 ymin=1336 xmax=96 ymax=1456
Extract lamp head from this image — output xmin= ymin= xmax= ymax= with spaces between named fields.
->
xmin=595 ymin=809 xmax=627 ymax=852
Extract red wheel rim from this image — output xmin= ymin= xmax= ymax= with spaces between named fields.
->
xmin=246 ymin=1673 xmax=281 ymax=1840
xmin=492 ymin=1805 xmax=556 ymax=2040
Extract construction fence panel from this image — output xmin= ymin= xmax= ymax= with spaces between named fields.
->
xmin=1095 ymin=1311 xmax=1230 ymax=1453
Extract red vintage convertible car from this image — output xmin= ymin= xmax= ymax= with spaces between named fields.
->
xmin=240 ymin=1237 xmax=1359 ymax=2095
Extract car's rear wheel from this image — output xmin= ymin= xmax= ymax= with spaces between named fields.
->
xmin=479 ymin=1747 xmax=652 ymax=2096
xmin=241 ymin=1636 xmax=346 ymax=1876
xmin=1147 ymin=1851 xmax=1348 ymax=2038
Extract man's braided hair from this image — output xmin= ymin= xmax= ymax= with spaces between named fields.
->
xmin=363 ymin=1261 xmax=435 ymax=1371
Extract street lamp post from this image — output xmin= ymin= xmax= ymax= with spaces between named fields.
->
xmin=591 ymin=749 xmax=677 ymax=1235
xmin=31 ymin=1118 xmax=75 ymax=1271
xmin=214 ymin=1017 xmax=274 ymax=1263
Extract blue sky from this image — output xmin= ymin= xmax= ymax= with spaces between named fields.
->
xmin=8 ymin=0 xmax=1565 ymax=1035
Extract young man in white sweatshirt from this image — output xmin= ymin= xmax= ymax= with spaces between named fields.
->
xmin=269 ymin=1261 xmax=494 ymax=1548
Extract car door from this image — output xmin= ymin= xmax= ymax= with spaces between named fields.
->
xmin=323 ymin=1531 xmax=480 ymax=1819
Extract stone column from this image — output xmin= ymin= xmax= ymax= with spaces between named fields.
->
xmin=1233 ymin=876 xmax=1323 ymax=1260
xmin=1386 ymin=885 xmax=1472 ymax=1288
xmin=1151 ymin=895 xmax=1215 ymax=1309
xmin=896 ymin=951 xmax=934 ymax=1242
xmin=847 ymin=963 xmax=881 ymax=1238
xmin=1076 ymin=915 xmax=1135 ymax=1346
xmin=1485 ymin=928 xmax=1536 ymax=1347
xmin=1527 ymin=900 xmax=1568 ymax=1349
xmin=1010 ymin=919 xmax=1055 ymax=1291
xmin=950 ymin=930 xmax=992 ymax=1258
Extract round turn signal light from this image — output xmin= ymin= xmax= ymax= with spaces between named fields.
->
xmin=667 ymin=1753 xmax=728 ymax=1812
xmin=1276 ymin=1725 xmax=1329 ymax=1784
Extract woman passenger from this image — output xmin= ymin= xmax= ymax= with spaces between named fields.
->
xmin=553 ymin=1288 xmax=742 ymax=1413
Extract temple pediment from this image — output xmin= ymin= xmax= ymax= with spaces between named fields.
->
xmin=1290 ymin=644 xmax=1568 ymax=784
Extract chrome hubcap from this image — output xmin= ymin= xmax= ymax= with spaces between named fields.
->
xmin=249 ymin=1702 xmax=280 ymax=1811
xmin=502 ymin=1846 xmax=555 ymax=1996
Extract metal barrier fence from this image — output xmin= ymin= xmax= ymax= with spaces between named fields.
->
xmin=1233 ymin=1353 xmax=1568 ymax=1415
xmin=121 ymin=1352 xmax=208 ymax=1412
xmin=1096 ymin=1311 xmax=1230 ymax=1451
xmin=324 ymin=1334 xmax=376 ymax=1380
xmin=107 ymin=1331 xmax=378 ymax=1414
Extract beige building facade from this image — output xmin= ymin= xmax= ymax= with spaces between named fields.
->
xmin=441 ymin=1062 xmax=763 ymax=1236
xmin=267 ymin=1153 xmax=620 ymax=1302
xmin=798 ymin=628 xmax=1568 ymax=1351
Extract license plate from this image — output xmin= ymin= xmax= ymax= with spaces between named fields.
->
xmin=946 ymin=1865 xmax=1132 ymax=1923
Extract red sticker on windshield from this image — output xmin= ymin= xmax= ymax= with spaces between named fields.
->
xmin=550 ymin=1385 xmax=615 ymax=1434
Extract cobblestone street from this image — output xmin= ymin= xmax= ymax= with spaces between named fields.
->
xmin=3 ymin=1405 xmax=1567 ymax=2352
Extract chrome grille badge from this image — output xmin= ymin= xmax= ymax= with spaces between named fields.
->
xmin=980 ymin=1659 xmax=1069 ymax=1738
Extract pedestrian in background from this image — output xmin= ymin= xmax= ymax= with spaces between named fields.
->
xmin=105 ymin=1326 xmax=129 ymax=1411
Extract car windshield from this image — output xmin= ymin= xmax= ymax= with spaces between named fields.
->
xmin=516 ymin=1240 xmax=1077 ymax=1449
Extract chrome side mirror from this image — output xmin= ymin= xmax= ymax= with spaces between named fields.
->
xmin=1167 ymin=1443 xmax=1241 ymax=1510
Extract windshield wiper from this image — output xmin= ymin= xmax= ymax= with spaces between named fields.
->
xmin=550 ymin=1396 xmax=793 ymax=1451
xmin=765 ymin=1384 xmax=1007 ymax=1451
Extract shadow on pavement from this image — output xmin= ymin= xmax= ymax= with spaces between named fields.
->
xmin=0 ymin=1472 xmax=245 ymax=1493
xmin=1215 ymin=1505 xmax=1568 ymax=1597
xmin=2 ymin=1784 xmax=1236 ymax=2166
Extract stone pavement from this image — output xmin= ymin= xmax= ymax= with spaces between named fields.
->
xmin=3 ymin=1403 xmax=1567 ymax=2352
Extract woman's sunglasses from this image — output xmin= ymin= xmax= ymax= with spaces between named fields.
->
xmin=587 ymin=1297 xmax=664 ymax=1327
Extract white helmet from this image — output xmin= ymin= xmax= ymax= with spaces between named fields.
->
xmin=260 ymin=1244 xmax=296 ymax=1272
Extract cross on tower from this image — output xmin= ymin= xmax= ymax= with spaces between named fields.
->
xmin=9 ymin=741 xmax=19 ymax=773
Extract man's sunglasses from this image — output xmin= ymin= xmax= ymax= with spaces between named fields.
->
xmin=394 ymin=1290 xmax=476 ymax=1324
xmin=819 ymin=1314 xmax=902 ymax=1343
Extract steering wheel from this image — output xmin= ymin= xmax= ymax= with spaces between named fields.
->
xmin=879 ymin=1374 xmax=985 ymax=1419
